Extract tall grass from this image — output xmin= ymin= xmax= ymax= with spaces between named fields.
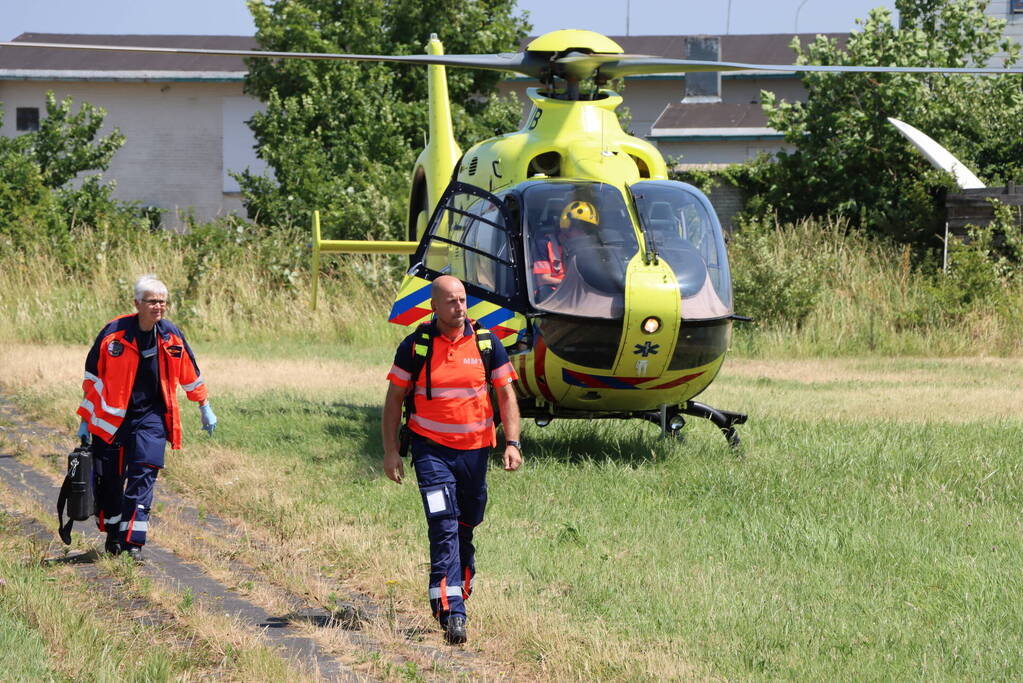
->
xmin=1 ymin=214 xmax=1020 ymax=357
xmin=728 ymin=216 xmax=1023 ymax=356
xmin=0 ymin=220 xmax=402 ymax=358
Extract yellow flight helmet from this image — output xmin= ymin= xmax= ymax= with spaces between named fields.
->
xmin=560 ymin=200 xmax=599 ymax=229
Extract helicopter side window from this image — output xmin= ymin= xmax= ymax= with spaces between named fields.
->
xmin=460 ymin=199 xmax=510 ymax=293
xmin=416 ymin=187 xmax=518 ymax=302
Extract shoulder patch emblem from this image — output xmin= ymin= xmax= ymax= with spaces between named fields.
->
xmin=107 ymin=340 xmax=123 ymax=357
xmin=167 ymin=345 xmax=183 ymax=358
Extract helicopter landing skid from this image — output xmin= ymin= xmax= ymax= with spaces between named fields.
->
xmin=680 ymin=401 xmax=747 ymax=448
xmin=521 ymin=402 xmax=747 ymax=448
xmin=638 ymin=402 xmax=746 ymax=447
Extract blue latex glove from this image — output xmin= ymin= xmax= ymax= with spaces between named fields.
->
xmin=200 ymin=403 xmax=217 ymax=436
xmin=76 ymin=420 xmax=90 ymax=445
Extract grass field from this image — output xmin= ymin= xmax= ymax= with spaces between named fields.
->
xmin=2 ymin=340 xmax=1021 ymax=680
xmin=0 ymin=492 xmax=311 ymax=682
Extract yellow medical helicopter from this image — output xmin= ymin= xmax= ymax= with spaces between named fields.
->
xmin=7 ymin=29 xmax=1020 ymax=446
xmin=313 ymin=30 xmax=749 ymax=445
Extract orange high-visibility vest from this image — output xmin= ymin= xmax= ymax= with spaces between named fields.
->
xmin=387 ymin=321 xmax=516 ymax=450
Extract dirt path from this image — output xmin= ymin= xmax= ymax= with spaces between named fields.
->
xmin=0 ymin=396 xmax=491 ymax=682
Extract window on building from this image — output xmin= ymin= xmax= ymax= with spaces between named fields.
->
xmin=1013 ymin=0 xmax=1023 ymax=13
xmin=16 ymin=108 xmax=39 ymax=131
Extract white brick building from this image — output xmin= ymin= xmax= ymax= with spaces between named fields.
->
xmin=0 ymin=34 xmax=267 ymax=229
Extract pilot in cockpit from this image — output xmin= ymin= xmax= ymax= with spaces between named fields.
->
xmin=531 ymin=200 xmax=599 ymax=301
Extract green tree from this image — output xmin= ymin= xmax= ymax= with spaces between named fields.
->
xmin=0 ymin=94 xmax=126 ymax=239
xmin=238 ymin=0 xmax=530 ymax=238
xmin=748 ymin=0 xmax=1023 ymax=245
xmin=28 ymin=92 xmax=125 ymax=188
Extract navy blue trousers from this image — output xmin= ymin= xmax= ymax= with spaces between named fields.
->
xmin=93 ymin=411 xmax=166 ymax=547
xmin=411 ymin=436 xmax=489 ymax=623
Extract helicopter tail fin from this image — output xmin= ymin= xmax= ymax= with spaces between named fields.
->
xmin=310 ymin=36 xmax=462 ymax=310
xmin=408 ymin=34 xmax=461 ymax=242
xmin=309 ymin=210 xmax=418 ymax=310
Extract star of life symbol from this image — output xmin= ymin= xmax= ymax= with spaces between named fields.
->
xmin=635 ymin=359 xmax=649 ymax=376
xmin=633 ymin=341 xmax=660 ymax=357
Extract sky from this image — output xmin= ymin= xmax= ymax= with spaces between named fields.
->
xmin=1 ymin=0 xmax=898 ymax=40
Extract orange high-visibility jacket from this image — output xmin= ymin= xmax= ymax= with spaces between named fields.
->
xmin=77 ymin=314 xmax=207 ymax=449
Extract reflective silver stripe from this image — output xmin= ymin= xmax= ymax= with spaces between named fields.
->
xmin=410 ymin=414 xmax=493 ymax=434
xmin=119 ymin=520 xmax=148 ymax=532
xmin=428 ymin=585 xmax=464 ymax=599
xmin=105 ymin=514 xmax=122 ymax=525
xmin=90 ymin=415 xmax=117 ymax=436
xmin=79 ymin=398 xmax=96 ymax=417
xmin=492 ymin=362 xmax=514 ymax=379
xmin=141 ymin=346 xmax=157 ymax=358
xmin=181 ymin=376 xmax=204 ymax=392
xmin=83 ymin=371 xmax=127 ymax=417
xmin=388 ymin=365 xmax=412 ymax=382
xmin=414 ymin=385 xmax=485 ymax=399
xmin=82 ymin=397 xmax=123 ymax=432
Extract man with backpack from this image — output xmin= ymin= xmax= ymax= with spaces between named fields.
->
xmin=381 ymin=275 xmax=522 ymax=645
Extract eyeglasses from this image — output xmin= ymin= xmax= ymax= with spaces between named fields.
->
xmin=141 ymin=298 xmax=168 ymax=307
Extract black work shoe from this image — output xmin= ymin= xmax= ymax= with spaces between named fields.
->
xmin=444 ymin=615 xmax=467 ymax=645
xmin=124 ymin=545 xmax=144 ymax=562
xmin=104 ymin=531 xmax=121 ymax=556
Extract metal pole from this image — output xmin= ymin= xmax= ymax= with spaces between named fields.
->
xmin=943 ymin=221 xmax=949 ymax=273
xmin=795 ymin=0 xmax=810 ymax=33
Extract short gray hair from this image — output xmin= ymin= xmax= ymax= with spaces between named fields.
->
xmin=134 ymin=274 xmax=168 ymax=302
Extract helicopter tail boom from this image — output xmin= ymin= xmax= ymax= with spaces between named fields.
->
xmin=309 ymin=210 xmax=418 ymax=310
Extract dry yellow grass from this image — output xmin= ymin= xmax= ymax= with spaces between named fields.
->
xmin=0 ymin=343 xmax=387 ymax=403
xmin=0 ymin=478 xmax=312 ymax=683
xmin=7 ymin=341 xmax=1020 ymax=427
xmin=710 ymin=356 xmax=1023 ymax=424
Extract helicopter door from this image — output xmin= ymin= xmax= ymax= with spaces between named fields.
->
xmin=388 ymin=182 xmax=528 ymax=345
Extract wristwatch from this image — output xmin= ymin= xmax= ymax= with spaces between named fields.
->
xmin=506 ymin=439 xmax=522 ymax=454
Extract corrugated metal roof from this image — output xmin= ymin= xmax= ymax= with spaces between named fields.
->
xmin=0 ymin=33 xmax=256 ymax=73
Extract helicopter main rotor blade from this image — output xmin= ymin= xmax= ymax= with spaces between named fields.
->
xmin=8 ymin=40 xmax=1023 ymax=82
xmin=595 ymin=57 xmax=1023 ymax=79
xmin=887 ymin=117 xmax=986 ymax=189
xmin=0 ymin=41 xmax=548 ymax=78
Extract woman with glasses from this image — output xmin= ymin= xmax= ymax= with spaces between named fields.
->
xmin=75 ymin=274 xmax=217 ymax=560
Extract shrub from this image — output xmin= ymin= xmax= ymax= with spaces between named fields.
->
xmin=728 ymin=216 xmax=843 ymax=327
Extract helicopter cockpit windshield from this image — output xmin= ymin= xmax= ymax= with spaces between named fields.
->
xmin=523 ymin=182 xmax=639 ymax=318
xmin=630 ymin=180 xmax=733 ymax=319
